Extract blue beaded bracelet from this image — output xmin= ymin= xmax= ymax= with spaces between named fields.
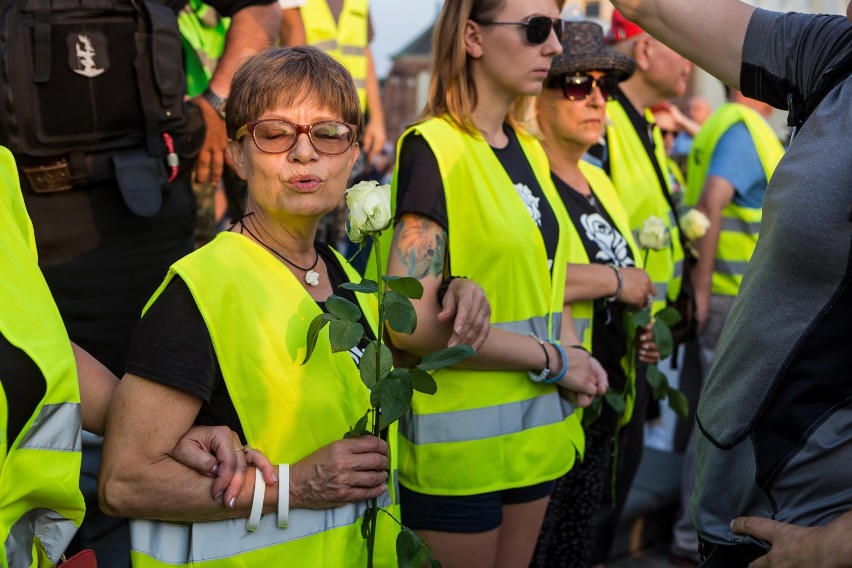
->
xmin=543 ymin=340 xmax=568 ymax=384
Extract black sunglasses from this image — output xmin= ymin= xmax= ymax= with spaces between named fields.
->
xmin=547 ymin=73 xmax=617 ymax=101
xmin=659 ymin=128 xmax=678 ymax=138
xmin=475 ymin=16 xmax=564 ymax=45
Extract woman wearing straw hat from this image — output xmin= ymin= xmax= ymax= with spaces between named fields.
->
xmin=530 ymin=21 xmax=660 ymax=568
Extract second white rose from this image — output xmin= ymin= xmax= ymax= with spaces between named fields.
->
xmin=637 ymin=216 xmax=670 ymax=250
xmin=680 ymin=208 xmax=711 ymax=241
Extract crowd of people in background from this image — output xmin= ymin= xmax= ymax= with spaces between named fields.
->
xmin=1 ymin=0 xmax=850 ymax=567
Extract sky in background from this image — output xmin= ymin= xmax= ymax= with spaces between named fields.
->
xmin=370 ymin=0 xmax=443 ymax=78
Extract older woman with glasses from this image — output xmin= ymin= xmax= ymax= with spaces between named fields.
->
xmin=529 ymin=21 xmax=660 ymax=568
xmin=376 ymin=1 xmax=606 ymax=566
xmin=98 ymin=46 xmax=492 ymax=566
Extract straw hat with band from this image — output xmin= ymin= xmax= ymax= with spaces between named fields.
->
xmin=547 ymin=21 xmax=636 ymax=82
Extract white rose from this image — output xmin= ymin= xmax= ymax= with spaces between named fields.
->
xmin=680 ymin=208 xmax=711 ymax=241
xmin=345 ymin=181 xmax=392 ymax=243
xmin=637 ymin=216 xmax=670 ymax=250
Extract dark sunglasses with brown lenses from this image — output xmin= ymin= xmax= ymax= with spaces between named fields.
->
xmin=474 ymin=16 xmax=564 ymax=45
xmin=235 ymin=119 xmax=357 ymax=155
xmin=546 ymin=73 xmax=618 ymax=101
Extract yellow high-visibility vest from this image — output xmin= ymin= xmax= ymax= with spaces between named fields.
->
xmin=301 ymin=0 xmax=369 ymax=110
xmin=383 ymin=117 xmax=584 ymax=496
xmin=685 ymin=103 xmax=784 ymax=296
xmin=130 ymin=232 xmax=398 ymax=567
xmin=565 ymin=161 xmax=643 ymax=425
xmin=0 ymin=146 xmax=85 ymax=568
xmin=606 ymin=100 xmax=685 ymax=314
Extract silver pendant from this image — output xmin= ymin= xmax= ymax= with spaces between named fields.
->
xmin=305 ymin=269 xmax=320 ymax=287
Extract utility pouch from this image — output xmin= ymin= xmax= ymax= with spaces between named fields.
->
xmin=113 ymin=148 xmax=165 ymax=217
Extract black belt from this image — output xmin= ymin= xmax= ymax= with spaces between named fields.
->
xmin=19 ymin=151 xmax=116 ymax=193
xmin=698 ymin=537 xmax=767 ymax=567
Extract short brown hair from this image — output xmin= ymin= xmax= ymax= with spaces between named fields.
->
xmin=225 ymin=46 xmax=363 ymax=139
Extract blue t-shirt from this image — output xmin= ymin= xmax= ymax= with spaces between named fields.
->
xmin=706 ymin=122 xmax=767 ymax=209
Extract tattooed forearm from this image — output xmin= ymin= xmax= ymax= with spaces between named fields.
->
xmin=393 ymin=214 xmax=447 ymax=279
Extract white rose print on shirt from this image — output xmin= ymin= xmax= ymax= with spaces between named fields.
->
xmin=580 ymin=213 xmax=635 ymax=267
xmin=514 ymin=183 xmax=542 ymax=226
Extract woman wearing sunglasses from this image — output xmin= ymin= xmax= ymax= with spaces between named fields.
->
xmin=99 ymin=47 xmax=418 ymax=566
xmin=379 ymin=1 xmax=606 ymax=566
xmin=530 ymin=21 xmax=660 ymax=568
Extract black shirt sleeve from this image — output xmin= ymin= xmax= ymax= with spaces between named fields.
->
xmin=740 ymin=10 xmax=852 ymax=109
xmin=395 ymin=134 xmax=449 ymax=231
xmin=125 ymin=278 xmax=219 ymax=403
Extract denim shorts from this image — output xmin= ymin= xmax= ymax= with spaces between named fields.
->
xmin=399 ymin=480 xmax=556 ymax=533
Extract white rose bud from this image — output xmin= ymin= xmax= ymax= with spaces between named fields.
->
xmin=680 ymin=208 xmax=711 ymax=241
xmin=637 ymin=216 xmax=671 ymax=250
xmin=345 ymin=180 xmax=392 ymax=243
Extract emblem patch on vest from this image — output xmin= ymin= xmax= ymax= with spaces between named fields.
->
xmin=67 ymin=32 xmax=109 ymax=78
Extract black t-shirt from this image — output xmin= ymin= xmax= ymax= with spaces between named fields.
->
xmin=396 ymin=124 xmax=560 ymax=271
xmin=0 ymin=334 xmax=48 ymax=451
xmin=125 ymin=243 xmax=375 ymax=443
xmin=553 ymin=174 xmax=634 ymax=391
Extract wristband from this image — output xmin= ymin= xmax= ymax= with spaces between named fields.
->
xmin=246 ymin=468 xmax=264 ymax=532
xmin=570 ymin=344 xmax=589 ymax=353
xmin=278 ymin=464 xmax=289 ymax=529
xmin=543 ymin=340 xmax=568 ymax=384
xmin=527 ymin=334 xmax=550 ymax=383
xmin=606 ymin=264 xmax=623 ymax=302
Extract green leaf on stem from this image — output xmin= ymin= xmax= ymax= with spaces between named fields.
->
xmin=303 ymin=313 xmax=335 ymax=365
xmin=417 ymin=345 xmax=476 ymax=371
xmin=376 ymin=369 xmax=414 ymax=430
xmin=652 ymin=318 xmax=674 ymax=360
xmin=604 ymin=390 xmax=626 ymax=413
xmin=340 ymin=279 xmax=379 ymax=294
xmin=645 ymin=364 xmax=669 ymax=399
xmin=430 ymin=558 xmax=442 ymax=568
xmin=328 ymin=320 xmax=364 ymax=353
xmin=397 ymin=527 xmax=429 ymax=568
xmin=383 ymin=290 xmax=417 ymax=335
xmin=630 ymin=308 xmax=652 ymax=329
xmin=382 ymin=275 xmax=424 ymax=300
xmin=410 ymin=368 xmax=437 ymax=395
xmin=360 ymin=341 xmax=393 ymax=389
xmin=326 ymin=295 xmax=362 ymax=323
xmin=343 ymin=410 xmax=371 ymax=439
xmin=655 ymin=306 xmax=682 ymax=327
xmin=583 ymin=396 xmax=603 ymax=426
xmin=667 ymin=387 xmax=689 ymax=418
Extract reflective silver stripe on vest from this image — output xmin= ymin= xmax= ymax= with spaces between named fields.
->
xmin=714 ymin=259 xmax=750 ymax=276
xmin=721 ymin=217 xmax=760 ymax=235
xmin=312 ymin=39 xmax=337 ymax=51
xmin=131 ymin=491 xmax=391 ymax=564
xmin=18 ymin=403 xmax=82 ymax=452
xmin=673 ymin=259 xmax=684 ymax=280
xmin=399 ymin=393 xmax=574 ymax=445
xmin=653 ymin=282 xmax=668 ymax=302
xmin=492 ymin=313 xmax=562 ymax=341
xmin=339 ymin=45 xmax=365 ymax=56
xmin=668 ymin=210 xmax=677 ymax=228
xmin=6 ymin=508 xmax=79 ymax=567
xmin=574 ymin=318 xmax=590 ymax=343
